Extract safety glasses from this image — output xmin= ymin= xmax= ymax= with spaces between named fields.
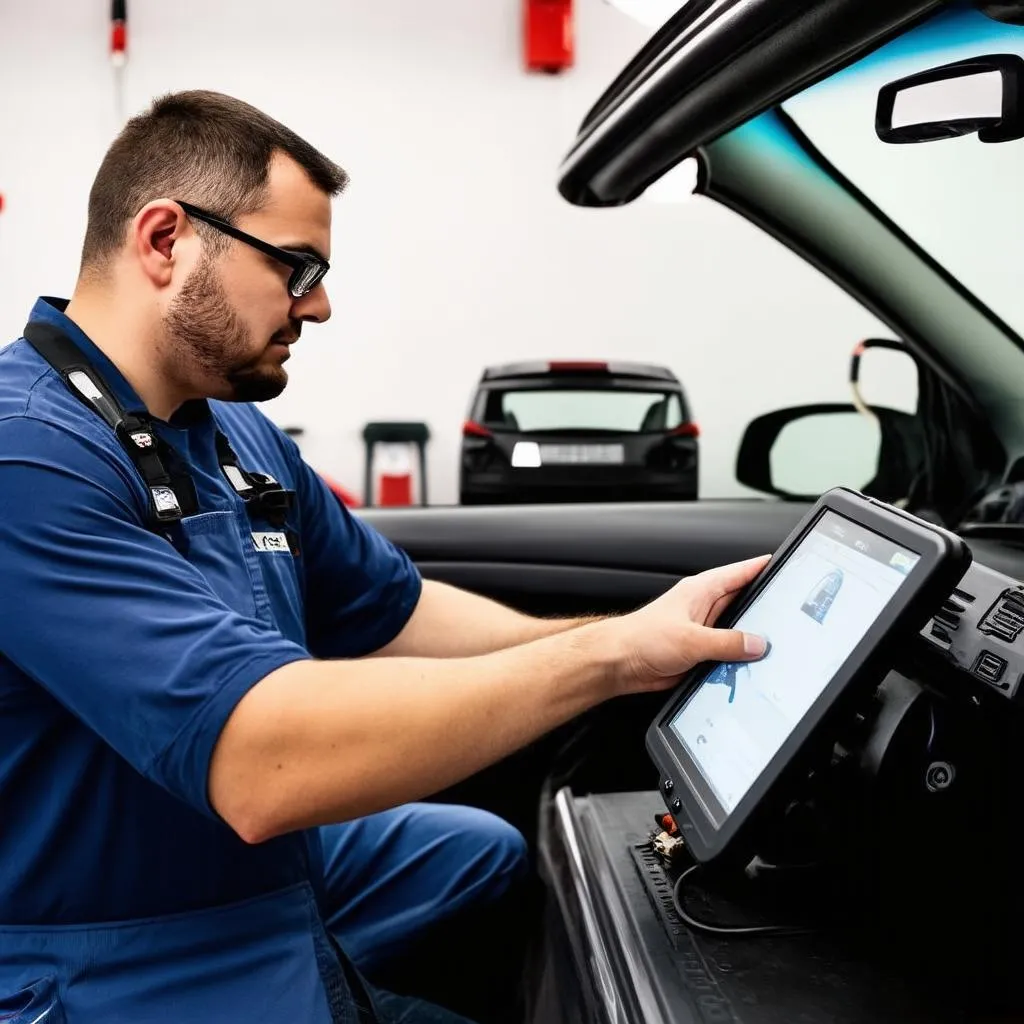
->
xmin=175 ymin=200 xmax=330 ymax=299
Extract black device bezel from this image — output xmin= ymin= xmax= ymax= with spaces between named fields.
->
xmin=645 ymin=487 xmax=971 ymax=865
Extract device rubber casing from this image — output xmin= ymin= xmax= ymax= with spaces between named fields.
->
xmin=645 ymin=487 xmax=972 ymax=867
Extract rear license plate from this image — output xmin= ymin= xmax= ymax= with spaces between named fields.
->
xmin=538 ymin=444 xmax=625 ymax=465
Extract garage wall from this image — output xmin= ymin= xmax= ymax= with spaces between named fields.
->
xmin=0 ymin=0 xmax=904 ymax=504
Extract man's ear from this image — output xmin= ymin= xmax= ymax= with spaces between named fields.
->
xmin=131 ymin=201 xmax=190 ymax=289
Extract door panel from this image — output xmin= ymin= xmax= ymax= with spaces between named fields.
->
xmin=411 ymin=562 xmax=678 ymax=617
xmin=359 ymin=500 xmax=810 ymax=616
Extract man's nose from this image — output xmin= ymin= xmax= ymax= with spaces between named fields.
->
xmin=293 ymin=283 xmax=331 ymax=325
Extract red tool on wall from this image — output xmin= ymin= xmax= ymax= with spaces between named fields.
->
xmin=111 ymin=0 xmax=128 ymax=122
xmin=524 ymin=0 xmax=574 ymax=74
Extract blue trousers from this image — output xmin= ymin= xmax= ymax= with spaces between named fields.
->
xmin=0 ymin=805 xmax=526 ymax=1024
xmin=319 ymin=802 xmax=529 ymax=973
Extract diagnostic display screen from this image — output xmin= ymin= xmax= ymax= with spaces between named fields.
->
xmin=669 ymin=511 xmax=920 ymax=824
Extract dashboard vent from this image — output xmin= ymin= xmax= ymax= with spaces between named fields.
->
xmin=933 ymin=589 xmax=974 ymax=632
xmin=927 ymin=588 xmax=975 ymax=645
xmin=979 ymin=588 xmax=1024 ymax=644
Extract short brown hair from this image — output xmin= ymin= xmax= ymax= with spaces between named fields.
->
xmin=80 ymin=89 xmax=349 ymax=272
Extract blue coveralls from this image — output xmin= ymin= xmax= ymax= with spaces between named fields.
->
xmin=0 ymin=299 xmax=527 ymax=1023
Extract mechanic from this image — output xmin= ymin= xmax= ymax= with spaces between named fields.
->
xmin=0 ymin=90 xmax=770 ymax=1024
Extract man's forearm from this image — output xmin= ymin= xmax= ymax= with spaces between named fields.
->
xmin=375 ymin=579 xmax=601 ymax=658
xmin=211 ymin=556 xmax=772 ymax=846
xmin=210 ymin=621 xmax=618 ymax=843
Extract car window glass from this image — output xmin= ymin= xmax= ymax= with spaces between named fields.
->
xmin=493 ymin=390 xmax=683 ymax=433
xmin=454 ymin=201 xmax=919 ymax=506
xmin=782 ymin=8 xmax=1024 ymax=339
xmin=666 ymin=199 xmax=916 ymax=500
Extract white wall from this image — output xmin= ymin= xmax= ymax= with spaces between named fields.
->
xmin=0 ymin=0 xmax=905 ymax=503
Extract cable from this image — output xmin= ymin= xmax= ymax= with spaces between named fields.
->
xmin=849 ymin=342 xmax=879 ymax=423
xmin=850 ymin=382 xmax=879 ymax=425
xmin=671 ymin=864 xmax=814 ymax=938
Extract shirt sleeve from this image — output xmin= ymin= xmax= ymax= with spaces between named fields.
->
xmin=0 ymin=417 xmax=311 ymax=819
xmin=284 ymin=436 xmax=423 ymax=659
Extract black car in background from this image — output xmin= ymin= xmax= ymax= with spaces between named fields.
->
xmin=459 ymin=359 xmax=699 ymax=505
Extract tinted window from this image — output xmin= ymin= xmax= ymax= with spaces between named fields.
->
xmin=782 ymin=8 xmax=1024 ymax=339
xmin=481 ymin=388 xmax=685 ymax=433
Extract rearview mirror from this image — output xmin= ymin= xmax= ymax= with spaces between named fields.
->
xmin=736 ymin=404 xmax=923 ymax=503
xmin=876 ymin=53 xmax=1024 ymax=144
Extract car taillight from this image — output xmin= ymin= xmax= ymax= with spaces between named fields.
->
xmin=463 ymin=420 xmax=494 ymax=439
xmin=670 ymin=422 xmax=700 ymax=438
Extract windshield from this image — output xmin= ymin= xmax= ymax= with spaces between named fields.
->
xmin=782 ymin=5 xmax=1024 ymax=339
xmin=478 ymin=388 xmax=686 ymax=434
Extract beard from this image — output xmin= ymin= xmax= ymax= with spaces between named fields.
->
xmin=163 ymin=257 xmax=294 ymax=404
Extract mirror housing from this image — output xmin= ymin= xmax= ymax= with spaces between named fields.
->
xmin=736 ymin=403 xmax=924 ymax=502
xmin=876 ymin=53 xmax=1024 ymax=144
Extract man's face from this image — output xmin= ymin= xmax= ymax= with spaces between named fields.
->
xmin=163 ymin=152 xmax=333 ymax=404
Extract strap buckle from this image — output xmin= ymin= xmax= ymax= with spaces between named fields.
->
xmin=149 ymin=485 xmax=184 ymax=521
xmin=247 ymin=472 xmax=295 ymax=528
xmin=217 ymin=438 xmax=295 ymax=529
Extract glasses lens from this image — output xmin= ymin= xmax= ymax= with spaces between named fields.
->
xmin=291 ymin=260 xmax=325 ymax=297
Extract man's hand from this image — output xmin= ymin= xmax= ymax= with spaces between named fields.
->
xmin=597 ymin=555 xmax=771 ymax=695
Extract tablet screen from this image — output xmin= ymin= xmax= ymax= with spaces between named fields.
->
xmin=669 ymin=511 xmax=920 ymax=823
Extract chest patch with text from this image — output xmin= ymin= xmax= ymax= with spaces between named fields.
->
xmin=252 ymin=531 xmax=291 ymax=553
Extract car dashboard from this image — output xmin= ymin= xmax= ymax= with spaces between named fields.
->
xmin=916 ymin=546 xmax=1024 ymax=701
xmin=532 ymin=538 xmax=1024 ymax=1024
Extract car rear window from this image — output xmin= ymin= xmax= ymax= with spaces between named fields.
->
xmin=478 ymin=387 xmax=687 ymax=433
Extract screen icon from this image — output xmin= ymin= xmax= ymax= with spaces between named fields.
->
xmin=889 ymin=550 xmax=917 ymax=575
xmin=801 ymin=568 xmax=844 ymax=623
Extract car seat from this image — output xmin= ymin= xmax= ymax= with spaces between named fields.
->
xmin=481 ymin=394 xmax=519 ymax=431
xmin=640 ymin=398 xmax=669 ymax=432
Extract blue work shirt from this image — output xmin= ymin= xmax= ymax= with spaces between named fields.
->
xmin=0 ymin=297 xmax=423 ymax=926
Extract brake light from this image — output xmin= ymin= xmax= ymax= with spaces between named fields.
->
xmin=670 ymin=423 xmax=700 ymax=438
xmin=463 ymin=420 xmax=493 ymax=439
xmin=547 ymin=361 xmax=609 ymax=372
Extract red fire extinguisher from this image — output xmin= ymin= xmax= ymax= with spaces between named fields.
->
xmin=524 ymin=0 xmax=574 ymax=74
xmin=110 ymin=0 xmax=127 ymax=65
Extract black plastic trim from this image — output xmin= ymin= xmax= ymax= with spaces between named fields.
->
xmin=418 ymin=562 xmax=677 ymax=604
xmin=577 ymin=0 xmax=724 ymax=135
xmin=977 ymin=1 xmax=1024 ymax=25
xmin=551 ymin=788 xmax=649 ymax=1024
xmin=558 ymin=0 xmax=940 ymax=206
xmin=359 ymin=501 xmax=810 ymax=576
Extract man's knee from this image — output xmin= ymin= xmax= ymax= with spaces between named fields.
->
xmin=319 ymin=802 xmax=529 ymax=952
xmin=426 ymin=804 xmax=529 ymax=908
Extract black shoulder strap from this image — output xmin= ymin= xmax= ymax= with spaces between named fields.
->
xmin=214 ymin=431 xmax=257 ymax=501
xmin=23 ymin=320 xmax=297 ymax=549
xmin=23 ymin=321 xmax=126 ymax=431
xmin=215 ymin=430 xmax=296 ymax=537
xmin=22 ymin=321 xmax=197 ymax=528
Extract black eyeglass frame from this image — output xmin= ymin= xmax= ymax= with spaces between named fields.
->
xmin=175 ymin=200 xmax=330 ymax=298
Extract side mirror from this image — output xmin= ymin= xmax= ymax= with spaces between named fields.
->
xmin=736 ymin=403 xmax=923 ymax=503
xmin=876 ymin=53 xmax=1024 ymax=144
